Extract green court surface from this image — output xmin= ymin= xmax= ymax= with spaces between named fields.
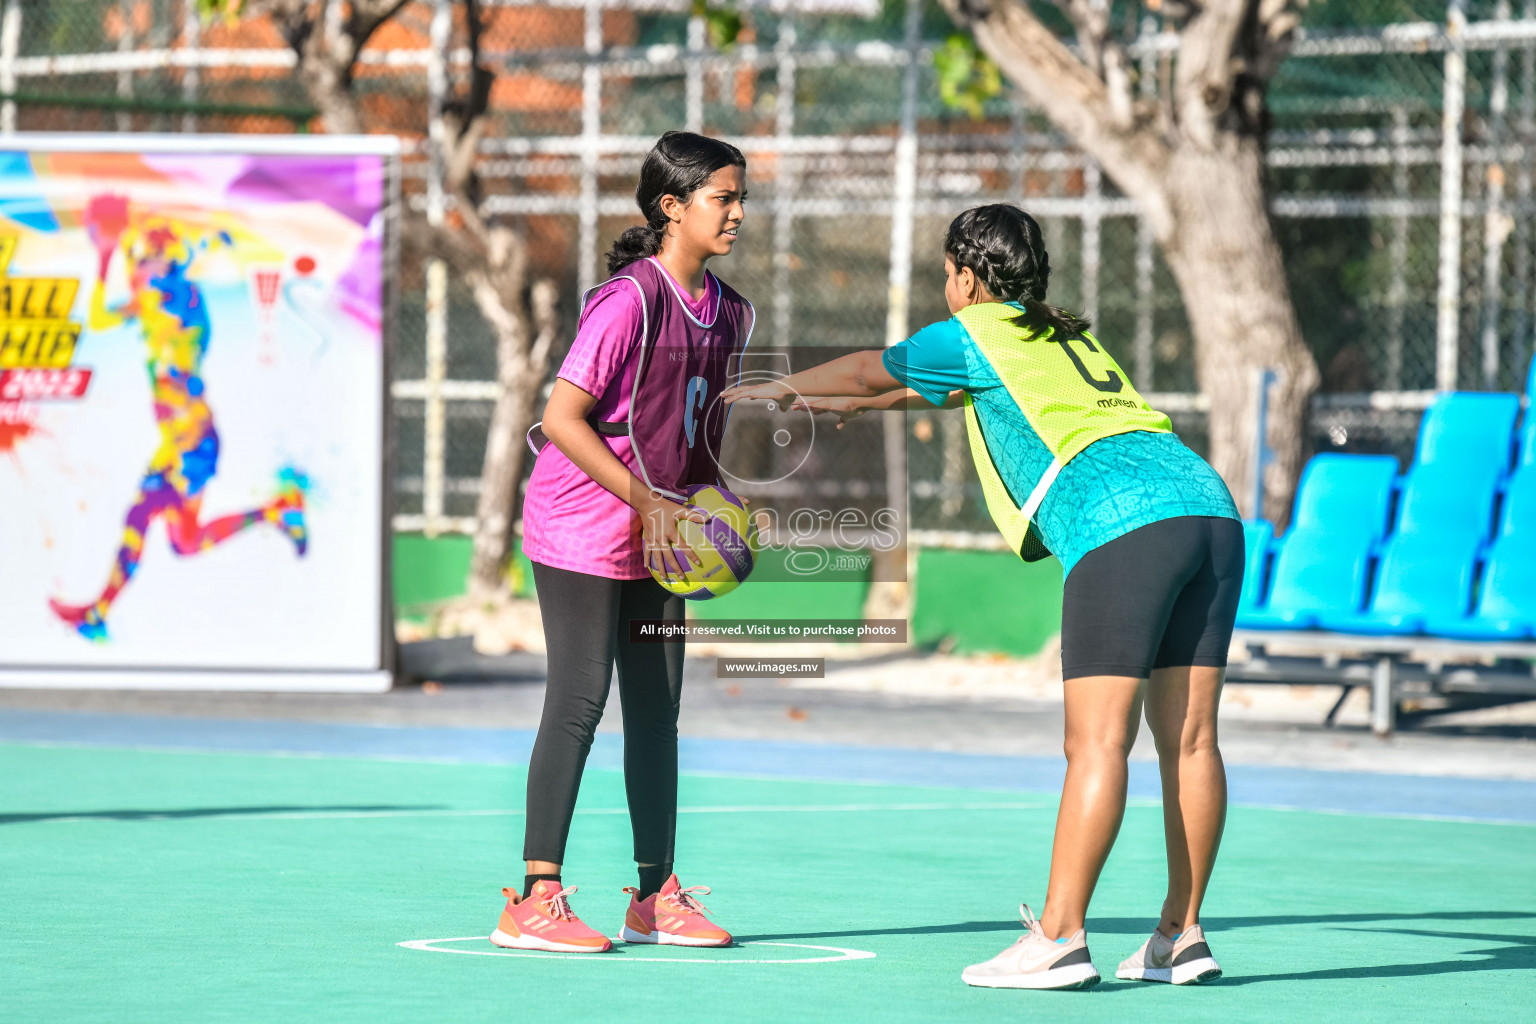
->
xmin=2 ymin=742 xmax=1532 ymax=1023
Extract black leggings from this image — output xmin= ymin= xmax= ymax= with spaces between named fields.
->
xmin=524 ymin=561 xmax=686 ymax=866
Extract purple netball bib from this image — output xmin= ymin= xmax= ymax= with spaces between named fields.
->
xmin=528 ymin=257 xmax=753 ymax=500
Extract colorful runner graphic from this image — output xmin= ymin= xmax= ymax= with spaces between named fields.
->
xmin=0 ymin=141 xmax=389 ymax=677
xmin=46 ymin=195 xmax=309 ymax=642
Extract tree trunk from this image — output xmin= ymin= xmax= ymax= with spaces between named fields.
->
xmin=1158 ymin=142 xmax=1320 ymax=526
xmin=467 ymin=277 xmax=558 ymax=597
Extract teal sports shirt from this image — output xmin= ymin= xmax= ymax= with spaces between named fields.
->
xmin=883 ymin=309 xmax=1239 ymax=577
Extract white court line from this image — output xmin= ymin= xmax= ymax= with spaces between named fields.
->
xmin=9 ymin=741 xmax=1533 ymax=827
xmin=1225 ymin=801 xmax=1536 ymax=828
xmin=398 ymin=936 xmax=876 ymax=964
xmin=10 ymin=801 xmax=1047 ymax=825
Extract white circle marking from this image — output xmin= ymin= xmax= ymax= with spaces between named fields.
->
xmin=398 ymin=936 xmax=876 ymax=965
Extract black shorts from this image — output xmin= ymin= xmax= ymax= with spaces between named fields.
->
xmin=1060 ymin=516 xmax=1244 ymax=681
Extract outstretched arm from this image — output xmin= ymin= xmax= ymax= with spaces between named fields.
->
xmin=792 ymin=388 xmax=966 ymax=428
xmin=720 ymin=350 xmax=900 ymax=408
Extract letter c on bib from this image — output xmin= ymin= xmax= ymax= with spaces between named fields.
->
xmin=684 ymin=375 xmax=708 ymax=448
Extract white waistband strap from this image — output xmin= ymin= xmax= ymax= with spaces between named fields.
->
xmin=1020 ymin=458 xmax=1063 ymax=522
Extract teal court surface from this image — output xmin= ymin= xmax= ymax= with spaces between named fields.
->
xmin=1 ymin=711 xmax=1533 ymax=1023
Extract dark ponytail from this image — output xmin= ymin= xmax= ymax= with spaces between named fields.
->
xmin=943 ymin=203 xmax=1090 ymax=337
xmin=606 ymin=131 xmax=747 ymax=275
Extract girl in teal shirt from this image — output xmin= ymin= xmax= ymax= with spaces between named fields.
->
xmin=723 ymin=204 xmax=1240 ymax=992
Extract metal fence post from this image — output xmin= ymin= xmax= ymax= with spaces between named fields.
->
xmin=877 ymin=0 xmax=922 ymax=590
xmin=1133 ymin=218 xmax=1154 ymax=390
xmin=1436 ymin=0 xmax=1468 ymax=392
xmin=116 ymin=0 xmax=134 ymax=132
xmin=772 ymin=19 xmax=797 ymax=350
xmin=1387 ymin=106 xmax=1409 ymax=391
xmin=1251 ymin=368 xmax=1277 ymax=521
xmin=182 ymin=0 xmax=200 ymax=133
xmin=1482 ymin=0 xmax=1512 ymax=389
xmin=686 ymin=11 xmax=704 ymax=133
xmin=579 ymin=0 xmax=602 ymax=296
xmin=1371 ymin=654 xmax=1397 ymax=737
xmin=884 ymin=0 xmax=920 ymax=352
xmin=0 ymin=1 xmax=19 ymax=136
xmin=1132 ymin=15 xmax=1158 ymax=392
xmin=422 ymin=0 xmax=452 ymax=537
xmin=1009 ymin=91 xmax=1027 ymax=197
xmin=1081 ymin=160 xmax=1101 ymax=328
xmin=1515 ymin=0 xmax=1536 ymax=377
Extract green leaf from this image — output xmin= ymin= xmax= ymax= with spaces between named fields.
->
xmin=934 ymin=34 xmax=1001 ymax=121
xmin=705 ymin=9 xmax=743 ymax=50
xmin=195 ymin=0 xmax=243 ymax=24
xmin=692 ymin=0 xmax=743 ymax=50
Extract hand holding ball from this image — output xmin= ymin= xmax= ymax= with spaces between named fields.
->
xmin=648 ymin=485 xmax=760 ymax=600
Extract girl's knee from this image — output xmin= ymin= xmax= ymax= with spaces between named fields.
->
xmin=1167 ymin=721 xmax=1220 ymax=760
xmin=1063 ymin=731 xmax=1133 ymax=765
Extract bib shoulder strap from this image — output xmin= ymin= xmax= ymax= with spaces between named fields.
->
xmin=581 ymin=262 xmax=668 ymax=335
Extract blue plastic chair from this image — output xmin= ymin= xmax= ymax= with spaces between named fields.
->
xmin=1336 ymin=459 xmax=1498 ymax=635
xmin=1286 ymin=454 xmax=1401 ymax=539
xmin=1432 ymin=538 xmax=1536 ymax=640
xmin=1414 ymin=392 xmax=1520 ymax=477
xmin=1518 ymin=418 xmax=1536 ymax=470
xmin=1237 ymin=519 xmax=1274 ymax=613
xmin=1395 ymin=461 xmax=1502 ymax=541
xmin=1320 ymin=532 xmax=1480 ymax=634
xmin=1238 ymin=535 xmax=1376 ymax=629
xmin=1235 ymin=454 xmax=1399 ymax=630
xmin=1499 ymin=468 xmax=1536 ymax=544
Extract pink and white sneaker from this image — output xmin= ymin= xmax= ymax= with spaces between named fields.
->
xmin=618 ymin=874 xmax=732 ymax=947
xmin=490 ymin=880 xmax=613 ymax=953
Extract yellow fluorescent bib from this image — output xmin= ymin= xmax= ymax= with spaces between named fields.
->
xmin=954 ymin=302 xmax=1172 ymax=560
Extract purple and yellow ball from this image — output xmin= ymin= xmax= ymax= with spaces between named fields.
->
xmin=649 ymin=484 xmax=760 ymax=600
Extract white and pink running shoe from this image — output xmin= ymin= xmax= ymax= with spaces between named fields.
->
xmin=618 ymin=874 xmax=733 ymax=947
xmin=490 ymin=880 xmax=613 ymax=953
xmin=961 ymin=904 xmax=1101 ymax=990
xmin=1117 ymin=923 xmax=1222 ymax=985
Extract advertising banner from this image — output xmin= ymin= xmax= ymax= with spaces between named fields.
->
xmin=0 ymin=134 xmax=397 ymax=691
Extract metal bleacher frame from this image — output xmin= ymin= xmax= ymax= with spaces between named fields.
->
xmin=1227 ymin=629 xmax=1536 ymax=737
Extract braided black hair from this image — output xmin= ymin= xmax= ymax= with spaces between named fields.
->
xmin=606 ymin=131 xmax=746 ymax=274
xmin=943 ymin=204 xmax=1090 ymax=337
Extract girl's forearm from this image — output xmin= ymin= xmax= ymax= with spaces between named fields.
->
xmin=780 ymin=350 xmax=898 ymax=397
xmin=851 ymin=389 xmax=965 ymax=411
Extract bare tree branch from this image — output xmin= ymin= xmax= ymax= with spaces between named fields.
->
xmin=1248 ymin=0 xmax=1305 ymax=83
xmin=1061 ymin=0 xmax=1139 ymax=129
xmin=237 ymin=0 xmax=409 ymax=133
xmin=528 ymin=279 xmax=560 ymax=372
xmin=1064 ymin=0 xmax=1111 ymax=76
xmin=1172 ymin=0 xmax=1250 ymax=148
xmin=940 ymin=0 xmax=1174 ymax=234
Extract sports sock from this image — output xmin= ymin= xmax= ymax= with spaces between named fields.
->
xmin=523 ymin=873 xmax=561 ymax=899
xmin=637 ymin=863 xmax=672 ymax=900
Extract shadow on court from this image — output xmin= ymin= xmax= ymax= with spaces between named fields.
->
xmin=1214 ymin=922 xmax=1536 ymax=986
xmin=0 ymin=804 xmax=444 ymax=825
xmin=736 ymin=910 xmax=1536 ymax=952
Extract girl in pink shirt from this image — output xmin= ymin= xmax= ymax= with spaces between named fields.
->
xmin=489 ymin=132 xmax=754 ymax=953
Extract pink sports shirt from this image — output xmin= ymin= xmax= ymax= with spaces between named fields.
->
xmin=520 ymin=268 xmax=721 ymax=579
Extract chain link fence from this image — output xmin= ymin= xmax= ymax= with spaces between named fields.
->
xmin=7 ymin=0 xmax=1536 ymax=541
